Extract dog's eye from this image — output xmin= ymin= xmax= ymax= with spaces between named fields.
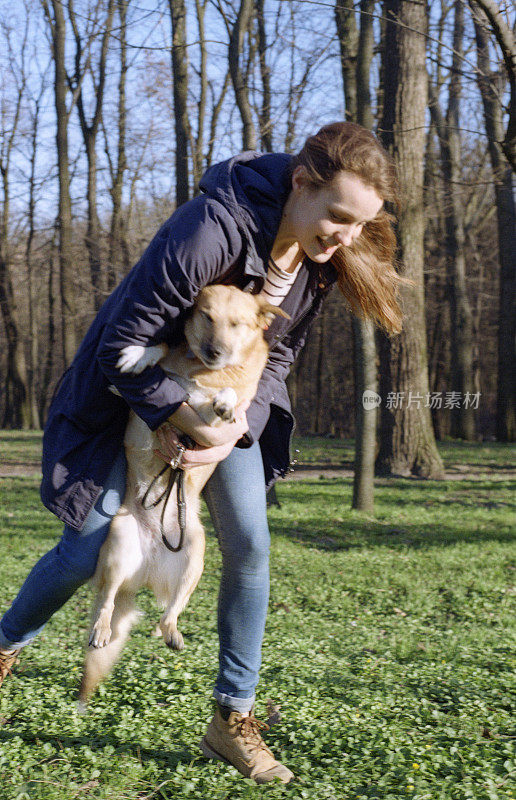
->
xmin=201 ymin=310 xmax=213 ymax=323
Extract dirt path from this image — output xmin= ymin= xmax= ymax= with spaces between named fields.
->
xmin=2 ymin=461 xmax=513 ymax=482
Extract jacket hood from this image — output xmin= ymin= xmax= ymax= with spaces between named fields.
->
xmin=199 ymin=151 xmax=292 ymax=268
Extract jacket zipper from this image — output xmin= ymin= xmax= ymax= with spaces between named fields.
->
xmin=268 ymin=303 xmax=314 ymax=353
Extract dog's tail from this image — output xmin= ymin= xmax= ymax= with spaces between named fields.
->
xmin=78 ymin=592 xmax=139 ymax=708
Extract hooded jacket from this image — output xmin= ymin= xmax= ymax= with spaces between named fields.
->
xmin=40 ymin=152 xmax=337 ymax=530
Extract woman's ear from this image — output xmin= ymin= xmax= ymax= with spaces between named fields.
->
xmin=291 ymin=164 xmax=309 ymax=194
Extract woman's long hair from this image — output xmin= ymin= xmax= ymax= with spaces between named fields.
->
xmin=292 ymin=121 xmax=405 ymax=334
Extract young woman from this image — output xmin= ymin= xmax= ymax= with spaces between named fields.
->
xmin=0 ymin=122 xmax=402 ymax=784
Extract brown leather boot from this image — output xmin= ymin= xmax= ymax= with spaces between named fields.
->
xmin=200 ymin=704 xmax=294 ymax=784
xmin=0 ymin=648 xmax=21 ymax=688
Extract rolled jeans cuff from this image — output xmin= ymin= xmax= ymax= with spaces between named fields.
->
xmin=212 ymin=689 xmax=255 ymax=714
xmin=0 ymin=622 xmax=38 ymax=651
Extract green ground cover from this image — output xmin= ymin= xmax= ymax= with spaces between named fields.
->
xmin=0 ymin=434 xmax=514 ymax=799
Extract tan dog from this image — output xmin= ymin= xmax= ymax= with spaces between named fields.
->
xmin=79 ymin=285 xmax=288 ymax=705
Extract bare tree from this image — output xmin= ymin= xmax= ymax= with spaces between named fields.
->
xmin=255 ymin=0 xmax=272 ymax=151
xmin=105 ymin=0 xmax=130 ymax=290
xmin=169 ymin=0 xmax=191 ymax=205
xmin=0 ymin=16 xmax=32 ymax=427
xmin=41 ymin=0 xmax=77 ymax=365
xmin=468 ymin=0 xmax=516 ymax=171
xmin=192 ymin=0 xmax=209 ymax=193
xmin=377 ymin=0 xmax=444 ymax=478
xmin=428 ymin=0 xmax=475 ymax=440
xmin=228 ymin=0 xmax=257 ymax=150
xmin=334 ymin=0 xmax=378 ymax=511
xmin=473 ymin=8 xmax=515 ymax=441
xmin=335 ymin=0 xmax=358 ymax=121
xmin=24 ymin=60 xmax=49 ymax=429
xmin=68 ymin=0 xmax=115 ymax=311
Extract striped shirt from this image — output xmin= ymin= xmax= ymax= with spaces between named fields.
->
xmin=260 ymin=257 xmax=303 ymax=306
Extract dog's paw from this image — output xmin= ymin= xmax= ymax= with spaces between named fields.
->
xmin=116 ymin=344 xmax=165 ymax=374
xmin=76 ymin=699 xmax=89 ymax=715
xmin=89 ymin=621 xmax=112 ymax=648
xmin=162 ymin=627 xmax=184 ymax=651
xmin=116 ymin=345 xmax=147 ymax=374
xmin=213 ymin=388 xmax=238 ymax=422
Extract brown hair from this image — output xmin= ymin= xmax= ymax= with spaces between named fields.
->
xmin=292 ymin=121 xmax=404 ymax=334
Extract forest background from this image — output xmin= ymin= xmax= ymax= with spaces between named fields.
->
xmin=0 ymin=0 xmax=514 ymax=478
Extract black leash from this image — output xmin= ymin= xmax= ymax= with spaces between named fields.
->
xmin=141 ymin=435 xmax=193 ymax=552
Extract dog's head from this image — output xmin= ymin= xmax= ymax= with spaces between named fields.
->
xmin=184 ymin=285 xmax=290 ymax=370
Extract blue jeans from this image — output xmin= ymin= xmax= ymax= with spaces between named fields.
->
xmin=0 ymin=443 xmax=269 ymax=714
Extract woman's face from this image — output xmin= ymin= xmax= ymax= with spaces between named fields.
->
xmin=288 ymin=167 xmax=384 ymax=262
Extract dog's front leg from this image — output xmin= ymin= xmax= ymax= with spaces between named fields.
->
xmin=116 ymin=342 xmax=169 ymax=374
xmin=212 ymin=387 xmax=238 ymax=422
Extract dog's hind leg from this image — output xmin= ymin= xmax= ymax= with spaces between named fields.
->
xmin=79 ymin=591 xmax=139 ymax=708
xmin=159 ymin=524 xmax=205 ymax=651
xmin=89 ymin=511 xmax=142 ymax=648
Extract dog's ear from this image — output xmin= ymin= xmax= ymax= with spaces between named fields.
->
xmin=257 ymin=300 xmax=290 ymax=330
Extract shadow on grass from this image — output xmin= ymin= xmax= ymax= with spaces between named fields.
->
xmin=268 ymin=517 xmax=515 ymax=552
xmin=0 ymin=728 xmax=195 ymax=771
xmin=267 ymin=478 xmax=515 ymax=552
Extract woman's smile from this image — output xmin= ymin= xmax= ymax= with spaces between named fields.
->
xmin=273 ymin=167 xmax=384 ymax=267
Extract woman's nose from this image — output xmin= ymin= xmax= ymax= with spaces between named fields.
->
xmin=335 ymin=226 xmax=357 ymax=247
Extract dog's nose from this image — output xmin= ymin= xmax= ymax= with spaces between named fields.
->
xmin=204 ymin=343 xmax=223 ymax=361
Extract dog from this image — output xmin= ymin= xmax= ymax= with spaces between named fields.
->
xmin=78 ymin=285 xmax=288 ymax=705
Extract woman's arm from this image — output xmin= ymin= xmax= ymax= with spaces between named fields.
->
xmin=95 ymin=197 xmax=244 ymax=432
xmin=155 ymin=401 xmax=250 ymax=467
xmin=164 ymin=399 xmax=249 ymax=448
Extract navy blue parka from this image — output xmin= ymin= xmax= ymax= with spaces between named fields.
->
xmin=41 ymin=152 xmax=337 ymax=531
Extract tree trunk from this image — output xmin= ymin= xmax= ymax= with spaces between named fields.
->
xmin=229 ymin=0 xmax=257 ymax=150
xmin=25 ymin=87 xmax=43 ymax=429
xmin=169 ymin=0 xmax=191 ymax=205
xmin=0 ymin=230 xmax=31 ymax=429
xmin=192 ymin=0 xmax=208 ymax=194
xmin=255 ymin=0 xmax=272 ymax=151
xmin=429 ymin=1 xmax=475 ymax=440
xmin=0 ymin=23 xmax=31 ymax=428
xmin=335 ymin=0 xmax=378 ymax=510
xmin=335 ymin=0 xmax=358 ymax=122
xmin=69 ymin=0 xmax=114 ymax=310
xmin=40 ymin=231 xmax=58 ymax=423
xmin=377 ymin=0 xmax=444 ymax=478
xmin=356 ymin=0 xmax=375 ymax=130
xmin=468 ymin=0 xmax=516 ymax=172
xmin=314 ymin=311 xmax=326 ymax=433
xmin=206 ymin=70 xmax=231 ymax=168
xmin=107 ymin=0 xmax=130 ymax=290
xmin=85 ymin=134 xmax=103 ymax=309
xmin=352 ymin=316 xmax=377 ymax=512
xmin=43 ymin=0 xmax=77 ymax=365
xmin=473 ymin=15 xmax=516 ymax=441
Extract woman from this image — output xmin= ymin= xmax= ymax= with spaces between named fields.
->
xmin=0 ymin=122 xmax=402 ymax=784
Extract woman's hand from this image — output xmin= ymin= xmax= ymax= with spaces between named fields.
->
xmin=154 ymin=426 xmax=238 ymax=469
xmin=163 ymin=399 xmax=250 ymax=448
xmin=154 ymin=399 xmax=250 ymax=468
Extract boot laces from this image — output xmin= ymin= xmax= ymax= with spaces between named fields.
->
xmin=238 ymin=714 xmax=270 ymax=751
xmin=0 ymin=649 xmax=19 ymax=677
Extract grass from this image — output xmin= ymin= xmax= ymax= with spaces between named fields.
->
xmin=0 ymin=433 xmax=514 ymax=800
